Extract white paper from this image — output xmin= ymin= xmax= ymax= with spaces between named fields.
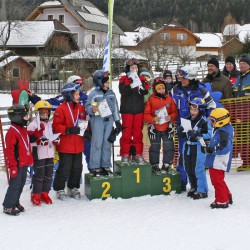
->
xmin=36 ymin=113 xmax=41 ymax=130
xmin=77 ymin=120 xmax=88 ymax=136
xmin=129 ymin=71 xmax=142 ymax=89
xmin=42 ymin=133 xmax=61 ymax=147
xmin=155 ymin=107 xmax=168 ymax=125
xmin=181 ymin=118 xmax=192 ymax=132
xmin=98 ymin=99 xmax=112 ymax=118
xmin=198 ymin=137 xmax=207 ymax=147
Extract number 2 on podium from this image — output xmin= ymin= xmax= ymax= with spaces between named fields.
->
xmin=133 ymin=168 xmax=140 ymax=183
xmin=102 ymin=182 xmax=111 ymax=198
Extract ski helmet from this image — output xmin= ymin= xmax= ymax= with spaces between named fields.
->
xmin=208 ymin=108 xmax=230 ymax=128
xmin=34 ymin=100 xmax=52 ymax=122
xmin=92 ymin=70 xmax=110 ymax=88
xmin=61 ymin=83 xmax=81 ymax=102
xmin=8 ymin=104 xmax=29 ymax=126
xmin=177 ymin=65 xmax=198 ymax=80
xmin=189 ymin=97 xmax=206 ymax=113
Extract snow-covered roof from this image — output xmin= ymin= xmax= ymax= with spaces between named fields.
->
xmin=62 ymin=48 xmax=147 ymax=60
xmin=40 ymin=1 xmax=62 ymax=7
xmin=120 ymin=27 xmax=154 ymax=46
xmin=223 ymin=23 xmax=250 ymax=36
xmin=0 ymin=21 xmax=62 ymax=46
xmin=195 ymin=33 xmax=222 ymax=48
xmin=134 ymin=27 xmax=154 ymax=33
xmin=0 ymin=56 xmax=19 ymax=68
xmin=238 ymin=30 xmax=250 ymax=43
xmin=0 ymin=50 xmax=11 ymax=59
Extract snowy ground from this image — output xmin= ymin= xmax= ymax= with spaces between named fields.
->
xmin=1 ymin=84 xmax=250 ymax=250
xmin=0 ymin=170 xmax=250 ymax=250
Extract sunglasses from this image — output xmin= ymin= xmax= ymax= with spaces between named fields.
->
xmin=127 ymin=58 xmax=139 ymax=66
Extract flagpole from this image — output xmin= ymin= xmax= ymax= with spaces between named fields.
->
xmin=109 ymin=0 xmax=114 ymax=87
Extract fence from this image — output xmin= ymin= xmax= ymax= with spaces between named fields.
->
xmin=1 ymin=97 xmax=250 ymax=171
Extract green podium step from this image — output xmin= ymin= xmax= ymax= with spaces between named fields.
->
xmin=84 ymin=162 xmax=182 ymax=200
xmin=84 ymin=173 xmax=122 ymax=200
xmin=114 ymin=161 xmax=152 ymax=198
xmin=151 ymin=169 xmax=181 ymax=195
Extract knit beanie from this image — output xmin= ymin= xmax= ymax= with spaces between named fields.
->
xmin=225 ymin=56 xmax=236 ymax=65
xmin=101 ymin=77 xmax=109 ymax=84
xmin=239 ymin=54 xmax=250 ymax=66
xmin=207 ymin=57 xmax=219 ymax=69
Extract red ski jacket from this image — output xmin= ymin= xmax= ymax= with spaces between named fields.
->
xmin=5 ymin=123 xmax=33 ymax=168
xmin=144 ymin=94 xmax=178 ymax=131
xmin=52 ymin=102 xmax=86 ymax=154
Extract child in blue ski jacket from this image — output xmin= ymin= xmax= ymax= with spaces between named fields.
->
xmin=205 ymin=108 xmax=234 ymax=209
xmin=85 ymin=70 xmax=122 ymax=177
xmin=177 ymin=98 xmax=212 ymax=199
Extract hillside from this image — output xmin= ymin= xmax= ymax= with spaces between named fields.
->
xmin=1 ymin=0 xmax=250 ymax=32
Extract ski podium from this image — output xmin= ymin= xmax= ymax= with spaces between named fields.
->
xmin=84 ymin=161 xmax=181 ymax=200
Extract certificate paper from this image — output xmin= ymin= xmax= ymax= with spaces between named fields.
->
xmin=129 ymin=71 xmax=142 ymax=89
xmin=155 ymin=107 xmax=168 ymax=125
xmin=181 ymin=118 xmax=192 ymax=132
xmin=98 ymin=99 xmax=112 ymax=118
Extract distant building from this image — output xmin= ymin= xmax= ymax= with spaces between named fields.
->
xmin=26 ymin=0 xmax=124 ymax=49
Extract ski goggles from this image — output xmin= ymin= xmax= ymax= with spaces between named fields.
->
xmin=176 ymin=69 xmax=188 ymax=78
xmin=154 ymin=77 xmax=165 ymax=84
xmin=127 ymin=58 xmax=139 ymax=66
xmin=39 ymin=109 xmax=51 ymax=114
xmin=207 ymin=116 xmax=216 ymax=126
xmin=74 ymin=79 xmax=84 ymax=86
xmin=61 ymin=84 xmax=81 ymax=93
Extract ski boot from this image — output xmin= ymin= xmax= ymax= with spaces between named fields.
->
xmin=187 ymin=188 xmax=196 ymax=198
xmin=90 ymin=168 xmax=101 ymax=177
xmin=152 ymin=164 xmax=161 ymax=175
xmin=41 ymin=192 xmax=53 ymax=204
xmin=31 ymin=193 xmax=41 ymax=206
xmin=132 ymin=155 xmax=146 ymax=164
xmin=161 ymin=164 xmax=170 ymax=174
xmin=210 ymin=202 xmax=229 ymax=209
xmin=57 ymin=190 xmax=68 ymax=201
xmin=3 ymin=207 xmax=20 ymax=216
xmin=15 ymin=204 xmax=25 ymax=212
xmin=121 ymin=155 xmax=130 ymax=164
xmin=193 ymin=192 xmax=208 ymax=200
xmin=102 ymin=167 xmax=113 ymax=176
xmin=67 ymin=188 xmax=81 ymax=200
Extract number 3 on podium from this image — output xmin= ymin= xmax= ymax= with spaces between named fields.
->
xmin=163 ymin=177 xmax=171 ymax=193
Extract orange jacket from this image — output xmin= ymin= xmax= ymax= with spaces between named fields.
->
xmin=144 ymin=95 xmax=178 ymax=131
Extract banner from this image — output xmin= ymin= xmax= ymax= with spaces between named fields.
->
xmin=102 ymin=0 xmax=114 ymax=86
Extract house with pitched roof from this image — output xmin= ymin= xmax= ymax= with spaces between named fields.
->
xmin=0 ymin=20 xmax=78 ymax=80
xmin=0 ymin=50 xmax=34 ymax=89
xmin=26 ymin=0 xmax=124 ymax=49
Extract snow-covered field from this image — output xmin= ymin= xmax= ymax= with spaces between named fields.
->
xmin=1 ymin=84 xmax=250 ymax=250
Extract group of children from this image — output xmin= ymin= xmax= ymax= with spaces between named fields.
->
xmin=2 ymin=58 xmax=234 ymax=216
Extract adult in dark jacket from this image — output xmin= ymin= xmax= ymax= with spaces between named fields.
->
xmin=202 ymin=57 xmax=232 ymax=99
xmin=222 ymin=56 xmax=240 ymax=85
xmin=119 ymin=58 xmax=149 ymax=164
xmin=233 ymin=53 xmax=250 ymax=97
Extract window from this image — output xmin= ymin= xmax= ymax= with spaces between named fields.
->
xmin=72 ymin=33 xmax=79 ymax=43
xmin=161 ymin=33 xmax=170 ymax=40
xmin=177 ymin=33 xmax=187 ymax=40
xmin=29 ymin=61 xmax=36 ymax=68
xmin=91 ymin=34 xmax=96 ymax=45
xmin=48 ymin=15 xmax=53 ymax=21
xmin=12 ymin=68 xmax=20 ymax=78
xmin=59 ymin=15 xmax=64 ymax=23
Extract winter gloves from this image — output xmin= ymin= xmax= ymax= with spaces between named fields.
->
xmin=120 ymin=75 xmax=132 ymax=86
xmin=66 ymin=126 xmax=80 ymax=135
xmin=52 ymin=138 xmax=60 ymax=146
xmin=108 ymin=121 xmax=123 ymax=143
xmin=36 ymin=138 xmax=49 ymax=146
xmin=115 ymin=121 xmax=122 ymax=134
xmin=148 ymin=124 xmax=157 ymax=140
xmin=9 ymin=166 xmax=18 ymax=178
xmin=33 ymin=123 xmax=45 ymax=139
